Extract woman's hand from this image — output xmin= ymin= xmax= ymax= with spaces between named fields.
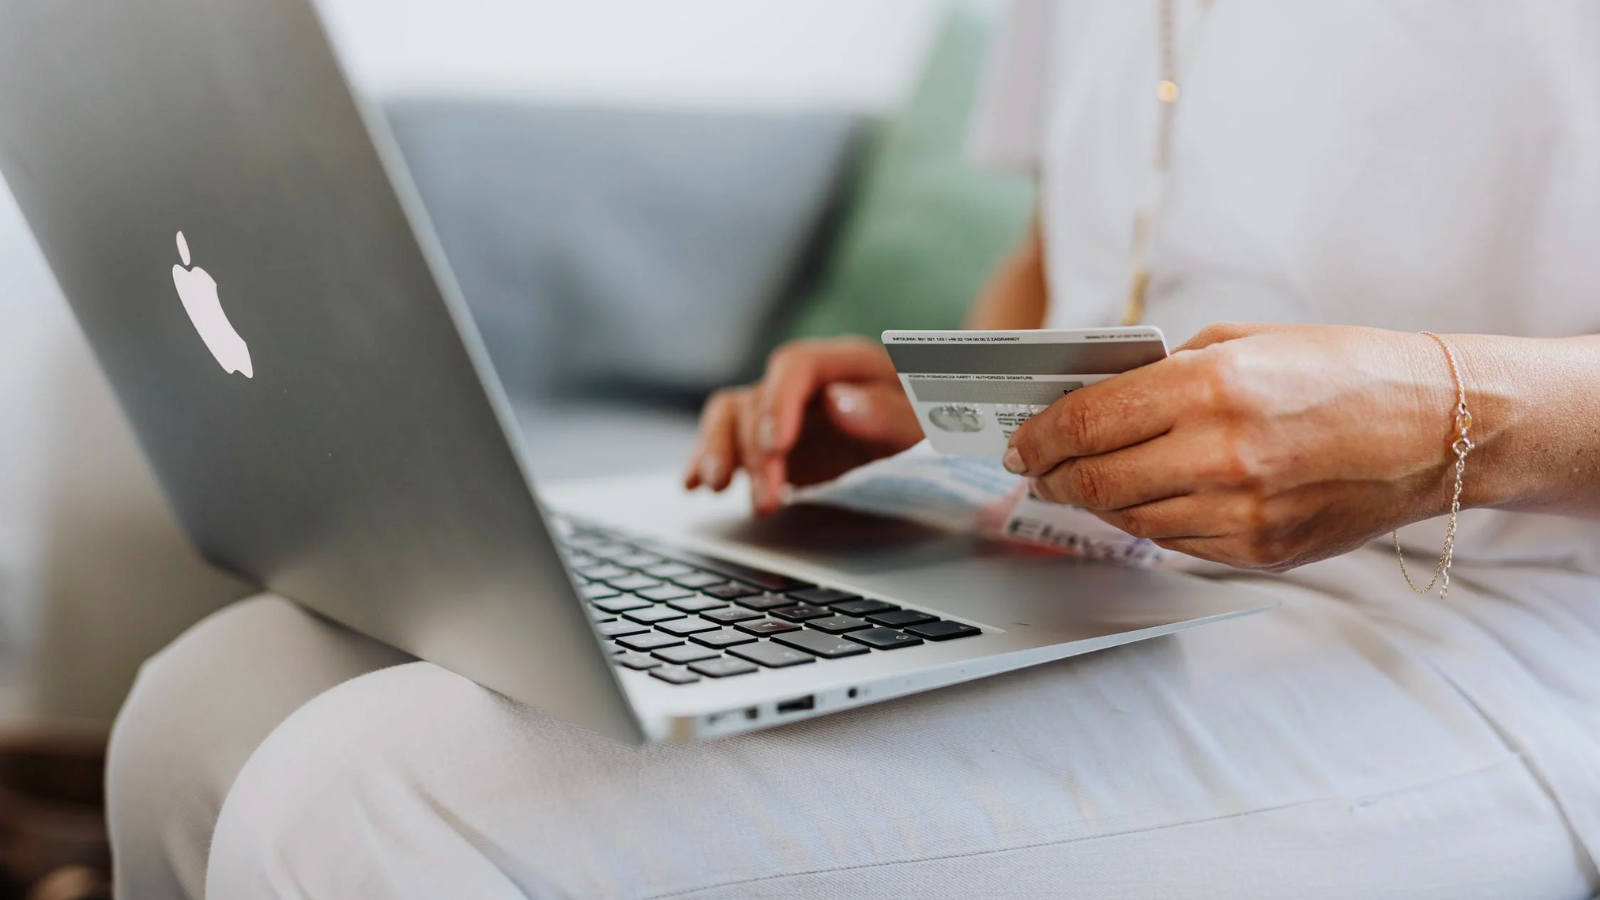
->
xmin=1005 ymin=323 xmax=1464 ymax=571
xmin=685 ymin=336 xmax=923 ymax=516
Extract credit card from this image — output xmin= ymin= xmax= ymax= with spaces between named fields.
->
xmin=882 ymin=327 xmax=1168 ymax=456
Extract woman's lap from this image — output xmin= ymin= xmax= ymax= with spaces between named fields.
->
xmin=111 ymin=550 xmax=1599 ymax=899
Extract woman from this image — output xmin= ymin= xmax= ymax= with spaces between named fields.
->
xmin=112 ymin=1 xmax=1600 ymax=897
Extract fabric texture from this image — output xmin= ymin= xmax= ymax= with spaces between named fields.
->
xmin=773 ymin=8 xmax=1035 ymax=346
xmin=103 ymin=548 xmax=1600 ymax=900
xmin=387 ymin=100 xmax=863 ymax=400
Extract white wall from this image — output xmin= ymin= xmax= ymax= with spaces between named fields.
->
xmin=317 ymin=0 xmax=958 ymax=110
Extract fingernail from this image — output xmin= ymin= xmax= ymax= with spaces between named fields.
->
xmin=757 ymin=415 xmax=776 ymax=453
xmin=1002 ymin=447 xmax=1026 ymax=474
xmin=699 ymin=456 xmax=723 ymax=487
xmin=831 ymin=386 xmax=863 ymax=416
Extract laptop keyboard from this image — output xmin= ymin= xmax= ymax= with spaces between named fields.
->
xmin=554 ymin=522 xmax=982 ymax=687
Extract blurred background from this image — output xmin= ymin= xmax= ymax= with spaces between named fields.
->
xmin=0 ymin=0 xmax=1032 ymax=731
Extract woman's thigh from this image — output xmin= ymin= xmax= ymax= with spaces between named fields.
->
xmin=202 ymin=558 xmax=1596 ymax=900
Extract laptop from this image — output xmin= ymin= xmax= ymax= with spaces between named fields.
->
xmin=0 ymin=0 xmax=1273 ymax=743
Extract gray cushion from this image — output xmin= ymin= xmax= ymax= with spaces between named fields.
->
xmin=385 ymin=100 xmax=863 ymax=401
xmin=513 ymin=400 xmax=699 ymax=483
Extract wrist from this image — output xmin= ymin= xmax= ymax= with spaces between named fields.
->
xmin=1428 ymin=334 xmax=1530 ymax=511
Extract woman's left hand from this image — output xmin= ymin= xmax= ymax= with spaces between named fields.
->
xmin=1004 ymin=323 xmax=1463 ymax=572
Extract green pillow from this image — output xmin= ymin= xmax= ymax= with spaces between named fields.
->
xmin=775 ymin=7 xmax=1035 ymax=344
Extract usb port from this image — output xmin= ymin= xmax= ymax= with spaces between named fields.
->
xmin=776 ymin=695 xmax=815 ymax=714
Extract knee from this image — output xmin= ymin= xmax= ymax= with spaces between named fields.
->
xmin=203 ymin=663 xmax=515 ymax=898
xmin=108 ymin=594 xmax=411 ymax=900
xmin=107 ymin=595 xmax=294 ymax=899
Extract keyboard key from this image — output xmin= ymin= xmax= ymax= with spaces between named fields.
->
xmin=577 ymin=564 xmax=630 ymax=581
xmin=807 ymin=615 xmax=871 ymax=634
xmin=733 ymin=618 xmax=802 ymax=636
xmin=596 ymin=620 xmax=650 ymax=638
xmin=615 ymin=633 xmax=684 ymax=652
xmin=650 ymin=667 xmax=701 ymax=685
xmin=612 ymin=652 xmax=662 ymax=670
xmin=866 ymin=609 xmax=938 ymax=628
xmin=831 ymin=599 xmax=900 ymax=617
xmin=592 ymin=596 xmax=651 ymax=614
xmin=769 ymin=604 xmax=833 ymax=622
xmin=636 ymin=584 xmax=694 ymax=602
xmin=844 ymin=627 xmax=924 ymax=650
xmin=905 ymin=620 xmax=983 ymax=641
xmin=665 ymin=592 xmax=723 ymax=611
xmin=588 ymin=609 xmax=616 ymax=623
xmin=607 ymin=574 xmax=662 ymax=592
xmin=586 ymin=542 xmax=636 ymax=561
xmin=773 ymin=630 xmax=871 ymax=659
xmin=653 ymin=644 xmax=720 ymax=665
xmin=657 ymin=617 xmax=721 ymax=637
xmin=643 ymin=562 xmax=696 ymax=579
xmin=670 ymin=571 xmax=725 ymax=589
xmin=733 ymin=592 xmax=795 ymax=611
xmin=689 ymin=657 xmax=759 ymax=678
xmin=704 ymin=582 xmax=761 ymax=600
xmin=667 ymin=595 xmax=728 ymax=613
xmin=615 ymin=552 xmax=665 ymax=568
xmin=702 ymin=606 xmax=762 ymax=625
xmin=579 ymin=583 xmax=621 ymax=600
xmin=729 ymin=641 xmax=817 ymax=669
xmin=623 ymin=606 xmax=688 ymax=625
xmin=690 ymin=628 xmax=758 ymax=649
xmin=787 ymin=587 xmax=859 ymax=606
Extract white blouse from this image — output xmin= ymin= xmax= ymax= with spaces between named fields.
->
xmin=970 ymin=0 xmax=1600 ymax=572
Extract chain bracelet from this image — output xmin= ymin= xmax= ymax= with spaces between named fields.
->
xmin=1394 ymin=331 xmax=1474 ymax=600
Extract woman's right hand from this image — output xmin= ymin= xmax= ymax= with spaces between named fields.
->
xmin=684 ymin=336 xmax=923 ymax=516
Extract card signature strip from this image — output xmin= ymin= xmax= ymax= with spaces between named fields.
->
xmin=908 ymin=379 xmax=1084 ymax=404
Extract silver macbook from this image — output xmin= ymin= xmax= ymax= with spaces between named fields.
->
xmin=0 ymin=0 xmax=1272 ymax=742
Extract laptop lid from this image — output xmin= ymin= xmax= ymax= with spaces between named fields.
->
xmin=0 ymin=0 xmax=642 ymax=741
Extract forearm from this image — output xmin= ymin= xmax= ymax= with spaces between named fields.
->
xmin=965 ymin=214 xmax=1048 ymax=330
xmin=1448 ymin=333 xmax=1600 ymax=516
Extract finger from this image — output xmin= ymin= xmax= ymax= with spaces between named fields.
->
xmin=758 ymin=338 xmax=896 ymax=456
xmin=1085 ymin=494 xmax=1237 ymax=540
xmin=736 ymin=390 xmax=783 ymax=515
xmin=1006 ymin=359 xmax=1192 ymax=476
xmin=1149 ymin=535 xmax=1298 ymax=572
xmin=689 ymin=390 xmax=742 ymax=491
xmin=822 ymin=382 xmax=923 ymax=447
xmin=1148 ymin=537 xmax=1234 ymax=565
xmin=1029 ymin=432 xmax=1210 ymax=511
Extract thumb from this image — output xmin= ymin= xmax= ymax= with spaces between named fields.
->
xmin=822 ymin=382 xmax=924 ymax=447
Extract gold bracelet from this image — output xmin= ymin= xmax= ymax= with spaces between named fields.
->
xmin=1394 ymin=331 xmax=1474 ymax=600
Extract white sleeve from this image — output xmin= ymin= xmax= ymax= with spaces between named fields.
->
xmin=966 ymin=0 xmax=1058 ymax=172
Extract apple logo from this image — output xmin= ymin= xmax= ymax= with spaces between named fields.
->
xmin=171 ymin=231 xmax=252 ymax=378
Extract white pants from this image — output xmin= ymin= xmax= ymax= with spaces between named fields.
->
xmin=107 ymin=546 xmax=1600 ymax=899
